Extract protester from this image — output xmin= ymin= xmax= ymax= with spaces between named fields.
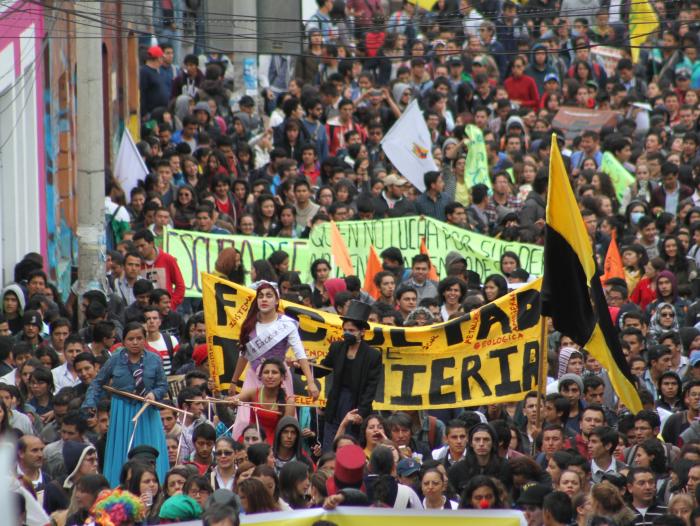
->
xmin=10 ymin=2 xmax=700 ymax=524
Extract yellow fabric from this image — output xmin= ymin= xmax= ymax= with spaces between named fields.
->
xmin=203 ymin=273 xmax=545 ymax=409
xmin=546 ymin=136 xmax=643 ymax=413
xmin=629 ymin=0 xmax=659 ymax=63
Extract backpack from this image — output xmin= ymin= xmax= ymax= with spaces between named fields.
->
xmin=105 ymin=205 xmax=124 ymax=251
xmin=161 ymin=331 xmax=175 ymax=360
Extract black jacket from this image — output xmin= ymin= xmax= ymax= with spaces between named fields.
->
xmin=317 ymin=340 xmax=382 ymax=422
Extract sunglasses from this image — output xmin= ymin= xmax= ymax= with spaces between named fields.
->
xmin=215 ymin=450 xmax=234 ymax=457
xmin=660 ymin=312 xmax=675 ymax=318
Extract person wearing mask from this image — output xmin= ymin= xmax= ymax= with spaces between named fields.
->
xmin=315 ymin=301 xmax=382 ymax=450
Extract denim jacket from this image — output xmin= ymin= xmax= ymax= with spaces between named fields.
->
xmin=82 ymin=348 xmax=168 ymax=409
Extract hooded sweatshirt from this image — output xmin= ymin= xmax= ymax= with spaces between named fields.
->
xmin=2 ymin=284 xmax=26 ymax=334
xmin=272 ymin=416 xmax=314 ymax=471
xmin=525 ymin=43 xmax=557 ymax=96
xmin=392 ymin=83 xmax=411 ymax=110
xmin=324 ymin=278 xmax=348 ymax=307
xmin=557 ymin=347 xmax=582 ymax=378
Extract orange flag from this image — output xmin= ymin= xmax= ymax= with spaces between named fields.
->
xmin=602 ymin=230 xmax=625 ymax=282
xmin=420 ymin=237 xmax=440 ymax=281
xmin=330 ymin=221 xmax=355 ymax=276
xmin=363 ymin=245 xmax=382 ymax=299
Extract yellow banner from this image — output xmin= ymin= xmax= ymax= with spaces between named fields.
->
xmin=203 ymin=273 xmax=543 ymax=410
xmin=238 ymin=508 xmax=526 ymax=526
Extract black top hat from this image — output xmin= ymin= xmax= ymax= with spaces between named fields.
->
xmin=340 ymin=300 xmax=372 ymax=330
xmin=128 ymin=445 xmax=159 ymax=464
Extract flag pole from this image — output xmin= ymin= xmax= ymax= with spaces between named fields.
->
xmin=532 ymin=315 xmax=548 ymax=456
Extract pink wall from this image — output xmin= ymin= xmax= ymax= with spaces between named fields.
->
xmin=0 ymin=0 xmax=46 ymax=260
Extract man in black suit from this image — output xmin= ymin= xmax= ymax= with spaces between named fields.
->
xmin=317 ymin=301 xmax=382 ymax=451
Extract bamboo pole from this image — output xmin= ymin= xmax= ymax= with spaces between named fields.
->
xmin=532 ymin=315 xmax=548 ymax=456
xmin=103 ymin=385 xmax=192 ymax=417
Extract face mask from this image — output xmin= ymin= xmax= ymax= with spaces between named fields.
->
xmin=342 ymin=332 xmax=358 ymax=345
xmin=630 ymin=211 xmax=644 ymax=225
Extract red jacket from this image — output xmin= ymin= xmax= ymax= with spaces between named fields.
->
xmin=142 ymin=249 xmax=186 ymax=309
xmin=630 ymin=276 xmax=657 ymax=311
xmin=326 ymin=118 xmax=367 ymax=156
xmin=504 ymin=74 xmax=540 ymax=110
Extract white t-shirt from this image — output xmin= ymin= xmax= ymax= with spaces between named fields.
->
xmin=146 ymin=333 xmax=178 ymax=375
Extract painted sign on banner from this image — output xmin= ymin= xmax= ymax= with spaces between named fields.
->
xmin=591 ymin=45 xmax=625 ymax=77
xmin=164 ymin=228 xmax=311 ymax=296
xmin=168 ymin=217 xmax=543 ymax=298
xmin=240 ymin=507 xmax=527 ymax=526
xmin=203 ymin=273 xmax=543 ymax=409
xmin=308 ymin=216 xmax=543 ymax=282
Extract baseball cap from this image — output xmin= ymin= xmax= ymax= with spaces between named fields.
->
xmin=397 ymin=458 xmax=420 ymax=477
xmin=147 ymin=45 xmax=164 ymax=58
xmin=22 ymin=310 xmax=43 ymax=328
xmin=544 ymin=73 xmax=560 ymax=84
xmin=677 ymin=70 xmax=691 ymax=81
xmin=517 ymin=483 xmax=550 ymax=507
xmin=192 ymin=343 xmax=209 ymax=366
xmin=383 ymin=174 xmax=408 ymax=187
xmin=689 ymin=350 xmax=700 ymax=367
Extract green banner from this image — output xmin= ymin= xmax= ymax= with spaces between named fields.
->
xmin=600 ymin=151 xmax=635 ymax=203
xmin=167 ymin=218 xmax=543 ymax=297
xmin=464 ymin=124 xmax=491 ymax=190
xmin=308 ymin=216 xmax=543 ymax=281
xmin=164 ymin=228 xmax=311 ymax=297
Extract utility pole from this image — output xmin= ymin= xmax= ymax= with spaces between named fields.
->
xmin=75 ymin=0 xmax=107 ymax=301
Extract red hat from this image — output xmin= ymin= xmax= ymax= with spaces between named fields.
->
xmin=147 ymin=45 xmax=164 ymax=58
xmin=326 ymin=444 xmax=366 ymax=495
xmin=192 ymin=344 xmax=209 ymax=366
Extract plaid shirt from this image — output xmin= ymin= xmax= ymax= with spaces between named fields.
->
xmin=484 ymin=194 xmax=523 ymax=227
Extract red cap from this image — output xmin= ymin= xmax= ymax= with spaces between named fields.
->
xmin=192 ymin=344 xmax=209 ymax=366
xmin=147 ymin=45 xmax=164 ymax=58
xmin=326 ymin=444 xmax=365 ymax=495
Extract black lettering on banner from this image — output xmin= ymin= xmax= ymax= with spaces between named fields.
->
xmin=460 ymin=356 xmax=492 ymax=399
xmin=374 ymin=365 xmax=386 ymax=404
xmin=365 ymin=327 xmax=386 ymax=348
xmin=476 ymin=303 xmax=511 ymax=339
xmin=215 ymin=282 xmax=239 ymax=326
xmin=490 ymin=346 xmax=521 ymax=396
xmin=192 ymin=234 xmax=212 ymax=293
xmin=283 ymin=305 xmax=328 ymax=342
xmin=212 ymin=335 xmax=239 ymax=385
xmin=176 ymin=232 xmax=198 ymax=291
xmin=390 ymin=364 xmax=426 ymax=405
xmin=444 ymin=316 xmax=467 ymax=347
xmin=521 ymin=340 xmax=540 ymax=391
xmin=389 ymin=328 xmax=423 ymax=348
xmin=429 ymin=358 xmax=457 ymax=405
xmin=516 ymin=289 xmax=541 ymax=330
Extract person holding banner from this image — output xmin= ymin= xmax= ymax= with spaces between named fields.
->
xmin=315 ymin=301 xmax=382 ymax=451
xmin=229 ymin=281 xmax=318 ymax=438
xmin=230 ymin=357 xmax=296 ymax=445
xmin=81 ymin=322 xmax=170 ymax=487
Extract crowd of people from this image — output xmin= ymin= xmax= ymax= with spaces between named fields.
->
xmin=7 ymin=0 xmax=700 ymax=524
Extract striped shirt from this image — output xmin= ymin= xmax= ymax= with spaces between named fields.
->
xmin=630 ymin=503 xmax=667 ymax=526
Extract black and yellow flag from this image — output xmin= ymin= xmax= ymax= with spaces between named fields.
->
xmin=541 ymin=135 xmax=642 ymax=413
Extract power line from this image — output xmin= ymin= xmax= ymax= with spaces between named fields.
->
xmin=22 ymin=0 xmax=673 ymax=45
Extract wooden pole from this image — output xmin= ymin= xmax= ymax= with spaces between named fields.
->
xmin=103 ymin=385 xmax=192 ymax=417
xmin=532 ymin=315 xmax=548 ymax=456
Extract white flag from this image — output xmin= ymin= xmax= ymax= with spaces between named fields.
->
xmin=380 ymin=99 xmax=437 ymax=192
xmin=114 ymin=128 xmax=149 ymax=198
